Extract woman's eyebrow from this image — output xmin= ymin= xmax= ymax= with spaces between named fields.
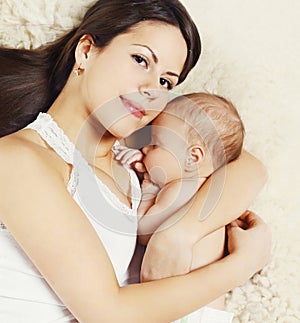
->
xmin=166 ymin=71 xmax=179 ymax=78
xmin=132 ymin=43 xmax=179 ymax=79
xmin=133 ymin=43 xmax=158 ymax=63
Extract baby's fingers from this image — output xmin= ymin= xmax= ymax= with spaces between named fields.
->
xmin=115 ymin=149 xmax=127 ymax=161
xmin=126 ymin=151 xmax=144 ymax=165
xmin=115 ymin=148 xmax=142 ymax=164
xmin=133 ymin=162 xmax=146 ymax=173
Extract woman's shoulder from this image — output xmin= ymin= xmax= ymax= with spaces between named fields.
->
xmin=0 ymin=130 xmax=44 ymax=165
xmin=0 ymin=130 xmax=70 ymax=185
xmin=0 ymin=130 xmax=73 ymax=224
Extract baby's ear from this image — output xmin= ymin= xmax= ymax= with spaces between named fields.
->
xmin=185 ymin=145 xmax=205 ymax=171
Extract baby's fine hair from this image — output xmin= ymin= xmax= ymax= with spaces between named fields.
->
xmin=164 ymin=93 xmax=245 ymax=170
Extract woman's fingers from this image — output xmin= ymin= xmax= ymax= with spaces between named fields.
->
xmin=228 ymin=218 xmax=246 ymax=229
xmin=227 ymin=210 xmax=272 ymax=272
xmin=227 ymin=220 xmax=238 ymax=228
xmin=234 ymin=210 xmax=265 ymax=230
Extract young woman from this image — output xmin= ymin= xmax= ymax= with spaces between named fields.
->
xmin=0 ymin=0 xmax=271 ymax=322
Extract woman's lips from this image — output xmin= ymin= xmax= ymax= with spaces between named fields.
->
xmin=121 ymin=96 xmax=146 ymax=120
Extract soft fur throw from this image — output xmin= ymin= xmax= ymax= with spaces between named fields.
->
xmin=1 ymin=0 xmax=299 ymax=322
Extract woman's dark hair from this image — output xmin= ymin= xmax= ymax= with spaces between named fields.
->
xmin=0 ymin=0 xmax=201 ymax=137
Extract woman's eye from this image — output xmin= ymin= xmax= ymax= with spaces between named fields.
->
xmin=160 ymin=78 xmax=173 ymax=90
xmin=132 ymin=54 xmax=148 ymax=68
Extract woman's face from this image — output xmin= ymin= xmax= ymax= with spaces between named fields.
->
xmin=78 ymin=21 xmax=188 ymax=139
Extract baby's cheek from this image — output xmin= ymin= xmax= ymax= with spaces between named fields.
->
xmin=148 ymin=166 xmax=167 ymax=187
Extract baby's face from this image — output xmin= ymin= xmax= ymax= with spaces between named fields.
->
xmin=142 ymin=112 xmax=189 ymax=187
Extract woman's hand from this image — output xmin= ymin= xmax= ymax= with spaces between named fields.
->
xmin=141 ymin=210 xmax=272 ymax=284
xmin=227 ymin=210 xmax=272 ymax=279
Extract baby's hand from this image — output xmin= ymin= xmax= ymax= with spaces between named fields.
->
xmin=114 ymin=145 xmax=143 ymax=166
xmin=141 ymin=173 xmax=160 ymax=200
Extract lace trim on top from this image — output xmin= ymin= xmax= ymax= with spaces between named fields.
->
xmin=26 ymin=113 xmax=75 ymax=164
xmin=25 ymin=113 xmax=138 ymax=217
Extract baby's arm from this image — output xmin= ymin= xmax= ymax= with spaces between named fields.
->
xmin=115 ymin=145 xmax=167 ymax=228
xmin=138 ymin=183 xmax=182 ymax=244
xmin=138 ymin=181 xmax=200 ymax=245
xmin=138 ymin=173 xmax=160 ymax=216
xmin=114 ymin=145 xmax=161 ymax=216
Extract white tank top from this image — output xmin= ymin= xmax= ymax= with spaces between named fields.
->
xmin=0 ymin=113 xmax=141 ymax=322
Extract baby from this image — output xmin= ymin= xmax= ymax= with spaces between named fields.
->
xmin=116 ymin=92 xmax=245 ymax=242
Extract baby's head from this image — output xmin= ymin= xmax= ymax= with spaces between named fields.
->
xmin=164 ymin=92 xmax=245 ymax=173
xmin=142 ymin=92 xmax=244 ymax=187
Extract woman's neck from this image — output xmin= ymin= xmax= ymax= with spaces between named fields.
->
xmin=47 ymin=86 xmax=116 ymax=165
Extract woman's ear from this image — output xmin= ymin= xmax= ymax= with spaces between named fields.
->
xmin=185 ymin=145 xmax=205 ymax=170
xmin=74 ymin=34 xmax=95 ymax=70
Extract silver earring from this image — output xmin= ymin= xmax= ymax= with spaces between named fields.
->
xmin=74 ymin=65 xmax=82 ymax=76
xmin=74 ymin=68 xmax=79 ymax=76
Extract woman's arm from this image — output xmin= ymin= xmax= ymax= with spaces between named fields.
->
xmin=0 ymin=144 xmax=269 ymax=323
xmin=179 ymin=151 xmax=267 ymax=241
xmin=167 ymin=150 xmax=267 ymax=242
xmin=141 ymin=150 xmax=268 ymax=280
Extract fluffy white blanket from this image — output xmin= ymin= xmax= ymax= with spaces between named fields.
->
xmin=1 ymin=0 xmax=299 ymax=322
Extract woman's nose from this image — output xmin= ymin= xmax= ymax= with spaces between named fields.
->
xmin=139 ymin=77 xmax=161 ymax=100
xmin=140 ymin=87 xmax=161 ymax=100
